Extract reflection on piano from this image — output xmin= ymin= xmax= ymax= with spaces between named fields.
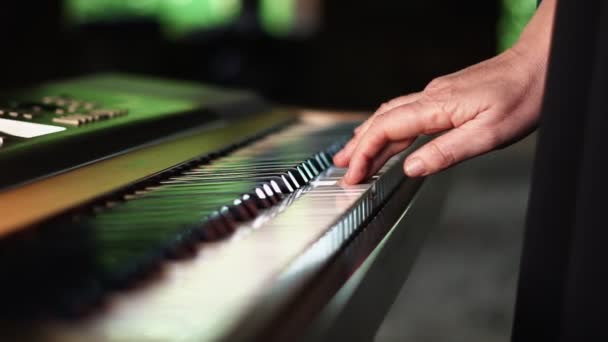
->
xmin=0 ymin=74 xmax=449 ymax=341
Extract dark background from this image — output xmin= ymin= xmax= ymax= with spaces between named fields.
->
xmin=0 ymin=1 xmax=498 ymax=110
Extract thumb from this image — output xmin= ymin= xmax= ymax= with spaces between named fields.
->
xmin=403 ymin=126 xmax=501 ymax=177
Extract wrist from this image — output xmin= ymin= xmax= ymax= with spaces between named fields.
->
xmin=509 ymin=0 xmax=555 ymax=86
xmin=508 ymin=41 xmax=549 ymax=83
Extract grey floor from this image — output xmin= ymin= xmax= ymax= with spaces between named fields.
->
xmin=375 ymin=134 xmax=538 ymax=342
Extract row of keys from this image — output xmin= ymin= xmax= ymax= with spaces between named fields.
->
xmin=108 ymin=143 xmax=344 ymax=246
xmin=1 ymin=121 xmax=396 ymax=322
xmin=1 ymin=95 xmax=125 ymax=128
xmin=5 ymin=97 xmax=96 ymax=117
xmin=52 ymin=109 xmax=129 ymax=126
xmin=193 ymin=148 xmax=341 ymax=242
xmin=163 ymin=140 xmax=347 ymax=248
xmin=84 ymin=123 xmax=354 ymax=268
xmin=2 ymin=95 xmax=100 ymax=121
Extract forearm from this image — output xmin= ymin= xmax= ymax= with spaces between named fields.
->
xmin=511 ymin=0 xmax=556 ymax=81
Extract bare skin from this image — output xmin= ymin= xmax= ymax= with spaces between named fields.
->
xmin=334 ymin=0 xmax=556 ymax=184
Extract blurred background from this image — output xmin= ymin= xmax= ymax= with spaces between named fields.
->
xmin=0 ymin=0 xmax=534 ymax=109
xmin=0 ymin=1 xmax=537 ymax=340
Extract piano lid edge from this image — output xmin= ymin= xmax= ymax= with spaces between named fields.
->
xmin=0 ymin=109 xmax=296 ymax=238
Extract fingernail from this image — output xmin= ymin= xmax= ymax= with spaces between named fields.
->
xmin=405 ymin=158 xmax=426 ymax=177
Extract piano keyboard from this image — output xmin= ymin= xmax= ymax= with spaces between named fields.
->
xmin=0 ymin=115 xmax=417 ymax=341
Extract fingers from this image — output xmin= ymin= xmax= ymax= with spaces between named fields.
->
xmin=354 ymin=92 xmax=422 ymax=134
xmin=403 ymin=125 xmax=501 ymax=177
xmin=364 ymin=139 xmax=415 ymax=180
xmin=343 ymin=101 xmax=452 ymax=184
xmin=334 ymin=92 xmax=422 ymax=168
xmin=333 ymin=135 xmax=359 ymax=167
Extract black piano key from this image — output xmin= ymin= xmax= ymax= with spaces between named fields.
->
xmin=286 ymin=169 xmax=304 ymax=188
xmin=219 ymin=206 xmax=239 ymax=231
xmin=165 ymin=229 xmax=200 ymax=259
xmin=229 ymin=199 xmax=253 ymax=221
xmin=269 ymin=176 xmax=294 ymax=194
xmin=315 ymin=152 xmax=332 ymax=169
xmin=295 ymin=165 xmax=311 ymax=183
xmin=307 ymin=159 xmax=321 ymax=175
xmin=248 ymin=189 xmax=273 ymax=209
xmin=240 ymin=193 xmax=261 ymax=216
xmin=193 ymin=211 xmax=231 ymax=241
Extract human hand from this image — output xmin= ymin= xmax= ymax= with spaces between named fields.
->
xmin=334 ymin=47 xmax=547 ymax=184
xmin=334 ymin=0 xmax=556 ymax=185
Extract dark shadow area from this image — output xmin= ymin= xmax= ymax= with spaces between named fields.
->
xmin=376 ymin=135 xmax=536 ymax=341
xmin=0 ymin=1 xmax=498 ymax=110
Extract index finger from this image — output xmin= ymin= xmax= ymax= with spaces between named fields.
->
xmin=344 ymin=101 xmax=452 ymax=184
xmin=334 ymin=92 xmax=422 ymax=167
xmin=354 ymin=92 xmax=423 ymax=134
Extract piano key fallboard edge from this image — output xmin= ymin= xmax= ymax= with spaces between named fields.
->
xmin=0 ymin=109 xmax=296 ymax=238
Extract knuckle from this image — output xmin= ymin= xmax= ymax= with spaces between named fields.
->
xmin=385 ymin=97 xmax=404 ymax=108
xmin=377 ymin=102 xmax=391 ymax=113
xmin=372 ymin=111 xmax=389 ymax=125
xmin=361 ymin=121 xmax=388 ymax=147
xmin=420 ymin=84 xmax=459 ymax=132
xmin=420 ymin=90 xmax=448 ymax=112
xmin=427 ymin=141 xmax=455 ymax=169
xmin=411 ymin=99 xmax=452 ymax=134
xmin=424 ymin=77 xmax=450 ymax=92
xmin=368 ymin=122 xmax=388 ymax=141
xmin=422 ymin=77 xmax=456 ymax=108
xmin=426 ymin=111 xmax=448 ymax=131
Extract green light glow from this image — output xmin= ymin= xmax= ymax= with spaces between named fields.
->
xmin=65 ymin=0 xmax=242 ymax=38
xmin=259 ymin=0 xmax=296 ymax=37
xmin=497 ymin=0 xmax=537 ymax=52
xmin=66 ymin=0 xmax=161 ymax=23
xmin=159 ymin=0 xmax=242 ymax=38
xmin=66 ymin=0 xmax=299 ymax=38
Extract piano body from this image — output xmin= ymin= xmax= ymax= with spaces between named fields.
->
xmin=0 ymin=74 xmax=450 ymax=341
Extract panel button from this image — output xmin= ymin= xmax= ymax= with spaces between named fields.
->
xmin=90 ymin=109 xmax=129 ymax=119
xmin=52 ymin=116 xmax=81 ymax=126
